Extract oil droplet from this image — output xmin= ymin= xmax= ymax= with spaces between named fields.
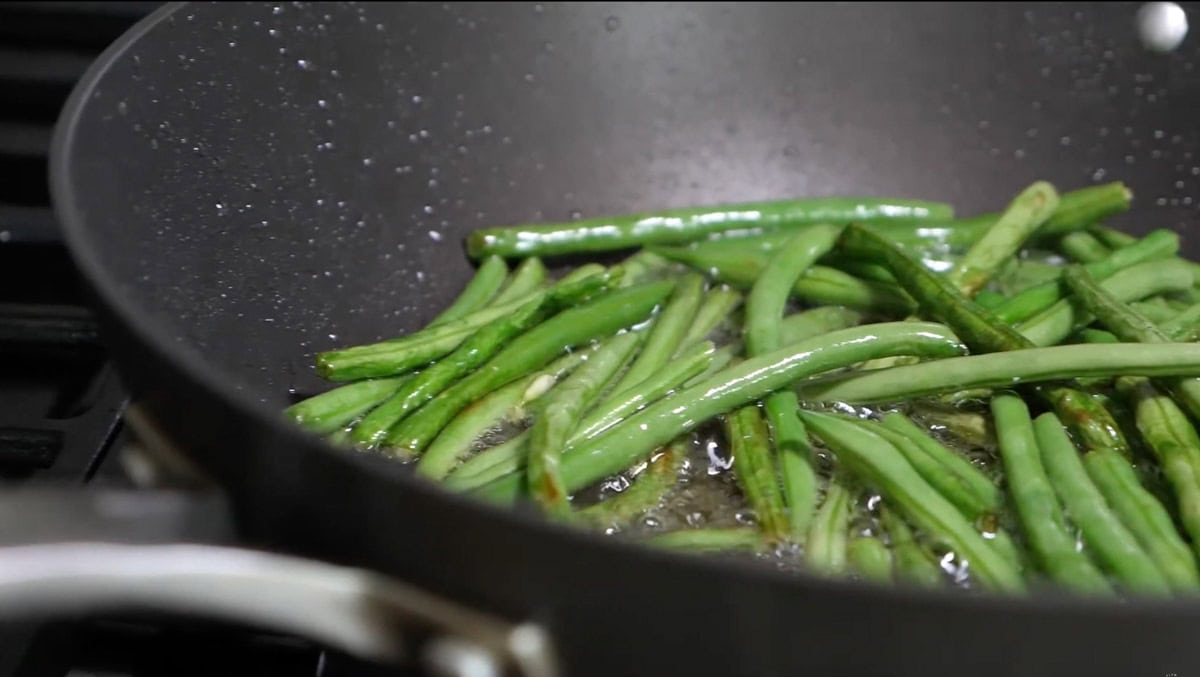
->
xmin=568 ymin=209 xmax=583 ymax=220
xmin=428 ymin=230 xmax=443 ymax=241
xmin=605 ymin=16 xmax=621 ymax=31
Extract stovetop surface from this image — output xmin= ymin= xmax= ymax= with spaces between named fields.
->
xmin=0 ymin=4 xmax=384 ymax=675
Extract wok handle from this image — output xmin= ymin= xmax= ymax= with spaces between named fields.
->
xmin=0 ymin=407 xmax=558 ymax=677
xmin=0 ymin=540 xmax=558 ymax=677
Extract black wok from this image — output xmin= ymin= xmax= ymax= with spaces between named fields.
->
xmin=40 ymin=2 xmax=1200 ymax=675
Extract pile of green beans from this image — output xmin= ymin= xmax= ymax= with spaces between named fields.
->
xmin=288 ymin=178 xmax=1200 ymax=596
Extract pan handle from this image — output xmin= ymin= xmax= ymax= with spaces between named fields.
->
xmin=0 ymin=540 xmax=557 ymax=677
xmin=0 ymin=407 xmax=558 ymax=677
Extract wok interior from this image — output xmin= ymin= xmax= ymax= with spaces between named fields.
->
xmin=61 ymin=2 xmax=1200 ymax=411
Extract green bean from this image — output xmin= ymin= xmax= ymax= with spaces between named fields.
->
xmin=528 ymin=333 xmax=641 ymax=512
xmin=1129 ymin=300 xmax=1183 ymax=324
xmin=911 ymin=408 xmax=995 ymax=450
xmin=880 ymin=506 xmax=944 ymax=587
xmin=881 ymin=414 xmax=995 ymax=500
xmin=1160 ymin=302 xmax=1200 ymax=341
xmin=1083 ymin=448 xmax=1200 ymax=588
xmin=874 ymin=415 xmax=1000 ymax=518
xmin=651 ymin=243 xmax=915 ymax=314
xmin=819 ymin=256 xmax=898 ymax=284
xmin=974 ymin=290 xmax=1007 ymax=309
xmin=993 ymin=259 xmax=1065 ymax=296
xmin=990 ymin=395 xmax=1111 ymax=594
xmin=466 ymin=197 xmax=954 ymax=258
xmin=1033 ymin=412 xmax=1171 ymax=593
xmin=1118 ymin=376 xmax=1200 ymax=561
xmin=619 ymin=250 xmax=674 ymax=285
xmin=490 ymin=257 xmax=546 ymax=305
xmin=1061 ymin=265 xmax=1200 ymax=420
xmin=949 ymin=181 xmax=1059 ymax=297
xmin=1018 ymin=259 xmax=1195 ymax=347
xmin=746 ymin=227 xmax=842 ymax=540
xmin=577 ymin=441 xmax=686 ymax=528
xmin=443 ymin=341 xmax=716 ymax=490
xmin=351 ymin=297 xmax=549 ymax=446
xmin=1032 ymin=181 xmax=1131 ymax=238
xmin=428 ymin=256 xmax=509 ymax=327
xmin=987 ymin=529 xmax=1027 ymax=575
xmin=415 ymin=351 xmax=589 ymax=480
xmin=605 ymin=274 xmax=704 ymax=396
xmin=385 ymin=281 xmax=674 ymax=454
xmin=745 ymin=227 xmax=842 ymax=356
xmin=580 ymin=340 xmax=716 ymax=439
xmin=799 ymin=342 xmax=1200 ymax=403
xmin=799 ymin=410 xmax=1023 ymax=591
xmin=1089 ymin=225 xmax=1138 ymax=249
xmin=678 ymin=287 xmax=742 ymax=352
xmin=838 ymin=224 xmax=1132 ymax=456
xmin=1058 ymin=231 xmax=1112 ymax=264
xmin=807 ymin=476 xmax=853 ymax=574
xmin=475 ymin=322 xmax=966 ymax=502
xmin=1092 ymin=224 xmax=1200 ymax=286
xmin=865 ymin=422 xmax=992 ymax=520
xmin=643 ymin=527 xmax=765 ymax=553
xmin=317 ymin=265 xmax=620 ymax=381
xmin=727 ymin=406 xmax=789 ymax=541
xmin=990 ymin=229 xmax=1179 ymax=324
xmin=779 ymin=307 xmax=867 ymax=345
xmin=285 ymin=376 xmax=410 ymax=435
xmin=848 ymin=536 xmax=893 ymax=583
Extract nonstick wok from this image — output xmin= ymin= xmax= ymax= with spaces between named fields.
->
xmin=28 ymin=1 xmax=1200 ymax=675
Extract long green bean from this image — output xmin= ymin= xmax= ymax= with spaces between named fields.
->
xmin=949 ymin=181 xmax=1059 ymax=297
xmin=727 ymin=406 xmax=789 ymax=541
xmin=444 ymin=341 xmax=716 ymax=490
xmin=351 ymin=297 xmax=548 ymax=446
xmin=1161 ymin=302 xmax=1200 ymax=341
xmin=799 ymin=410 xmax=1023 ymax=591
xmin=807 ymin=476 xmax=853 ymax=574
xmin=467 ymin=197 xmax=953 ymax=258
xmin=1083 ymin=447 xmax=1200 ymax=588
xmin=651 ymin=243 xmax=915 ymax=314
xmin=384 ymin=281 xmax=673 ymax=454
xmin=747 ymin=227 xmax=842 ymax=540
xmin=1018 ymin=259 xmax=1195 ymax=347
xmin=643 ymin=527 xmax=765 ymax=553
xmin=428 ymin=256 xmax=509 ymax=326
xmin=866 ymin=421 xmax=997 ymax=520
xmin=1118 ymin=376 xmax=1200 ymax=561
xmin=490 ymin=257 xmax=546 ymax=305
xmin=317 ymin=265 xmax=621 ymax=381
xmin=800 ymin=342 xmax=1200 ymax=403
xmin=990 ymin=395 xmax=1111 ymax=593
xmin=414 ymin=350 xmax=589 ymax=480
xmin=1059 ymin=231 xmax=1112 ymax=264
xmin=527 ymin=332 xmax=640 ymax=512
xmin=1062 ymin=265 xmax=1200 ymax=420
xmin=285 ymin=376 xmax=410 ymax=435
xmin=990 ymin=229 xmax=1179 ymax=324
xmin=839 ymin=223 xmax=1145 ymax=457
xmin=848 ymin=536 xmax=893 ymax=583
xmin=880 ymin=506 xmax=944 ymax=587
xmin=678 ymin=287 xmax=742 ymax=352
xmin=577 ymin=441 xmax=686 ymax=528
xmin=1033 ymin=412 xmax=1171 ymax=593
xmin=606 ymin=274 xmax=704 ymax=396
xmin=779 ymin=307 xmax=866 ymax=345
xmin=475 ymin=322 xmax=965 ymax=501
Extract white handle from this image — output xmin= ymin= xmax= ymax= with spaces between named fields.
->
xmin=0 ymin=542 xmax=557 ymax=677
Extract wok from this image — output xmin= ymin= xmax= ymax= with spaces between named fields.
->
xmin=26 ymin=1 xmax=1200 ymax=675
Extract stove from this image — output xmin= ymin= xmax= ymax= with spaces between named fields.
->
xmin=0 ymin=4 xmax=367 ymax=675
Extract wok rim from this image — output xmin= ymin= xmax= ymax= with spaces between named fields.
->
xmin=47 ymin=0 xmax=1200 ymax=624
